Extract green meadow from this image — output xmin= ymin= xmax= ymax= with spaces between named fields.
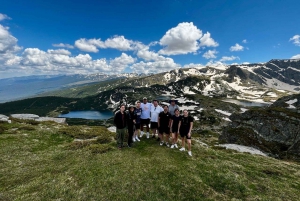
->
xmin=0 ymin=120 xmax=299 ymax=201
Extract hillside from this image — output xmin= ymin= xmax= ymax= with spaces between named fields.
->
xmin=0 ymin=120 xmax=299 ymax=200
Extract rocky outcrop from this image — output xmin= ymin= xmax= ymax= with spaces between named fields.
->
xmin=0 ymin=114 xmax=11 ymax=123
xmin=11 ymin=114 xmax=66 ymax=124
xmin=220 ymin=95 xmax=300 ymax=160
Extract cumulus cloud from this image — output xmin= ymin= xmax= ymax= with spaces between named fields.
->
xmin=158 ymin=22 xmax=202 ymax=55
xmin=130 ymin=58 xmax=180 ymax=74
xmin=230 ymin=43 xmax=244 ymax=51
xmin=202 ymin=50 xmax=218 ymax=59
xmin=199 ymin=32 xmax=219 ymax=47
xmin=289 ymin=35 xmax=300 ymax=46
xmin=0 ymin=25 xmax=22 ymax=54
xmin=219 ymin=56 xmax=240 ymax=62
xmin=75 ymin=38 xmax=104 ymax=53
xmin=0 ymin=13 xmax=11 ymax=21
xmin=47 ymin=49 xmax=71 ymax=55
xmin=52 ymin=43 xmax=74 ymax=49
xmin=291 ymin=54 xmax=300 ymax=59
xmin=74 ymin=36 xmax=145 ymax=53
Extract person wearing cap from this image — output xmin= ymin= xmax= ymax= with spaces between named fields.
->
xmin=140 ymin=97 xmax=152 ymax=138
xmin=158 ymin=105 xmax=172 ymax=147
xmin=114 ymin=104 xmax=128 ymax=149
xmin=178 ymin=109 xmax=194 ymax=156
xmin=127 ymin=105 xmax=136 ymax=148
xmin=150 ymin=99 xmax=163 ymax=139
xmin=133 ymin=101 xmax=142 ymax=142
xmin=168 ymin=99 xmax=180 ymax=116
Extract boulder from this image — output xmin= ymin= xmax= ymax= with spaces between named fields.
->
xmin=11 ymin=114 xmax=39 ymax=120
xmin=35 ymin=117 xmax=66 ymax=124
xmin=0 ymin=114 xmax=9 ymax=122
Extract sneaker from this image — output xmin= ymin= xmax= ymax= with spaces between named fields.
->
xmin=188 ymin=151 xmax=192 ymax=156
xmin=179 ymin=147 xmax=185 ymax=151
xmin=166 ymin=142 xmax=170 ymax=147
xmin=170 ymin=144 xmax=175 ymax=149
xmin=146 ymin=132 xmax=150 ymax=139
xmin=160 ymin=141 xmax=164 ymax=146
xmin=132 ymin=137 xmax=136 ymax=142
xmin=135 ymin=136 xmax=140 ymax=141
xmin=140 ymin=131 xmax=144 ymax=138
xmin=174 ymin=144 xmax=178 ymax=148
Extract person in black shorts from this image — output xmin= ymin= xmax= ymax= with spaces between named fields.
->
xmin=178 ymin=109 xmax=194 ymax=156
xmin=170 ymin=108 xmax=181 ymax=149
xmin=158 ymin=105 xmax=172 ymax=147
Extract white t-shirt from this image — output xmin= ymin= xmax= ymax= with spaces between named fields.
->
xmin=150 ymin=105 xmax=163 ymax=122
xmin=140 ymin=102 xmax=152 ymax=119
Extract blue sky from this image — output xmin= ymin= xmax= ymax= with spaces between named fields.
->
xmin=0 ymin=0 xmax=300 ymax=78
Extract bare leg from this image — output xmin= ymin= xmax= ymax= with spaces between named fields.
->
xmin=166 ymin=134 xmax=170 ymax=144
xmin=181 ymin=137 xmax=185 ymax=148
xmin=187 ymin=139 xmax=191 ymax=151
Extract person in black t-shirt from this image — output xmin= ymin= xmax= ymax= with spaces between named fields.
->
xmin=127 ymin=105 xmax=136 ymax=148
xmin=158 ymin=105 xmax=172 ymax=147
xmin=114 ymin=104 xmax=127 ymax=149
xmin=178 ymin=109 xmax=194 ymax=156
xmin=170 ymin=108 xmax=181 ymax=149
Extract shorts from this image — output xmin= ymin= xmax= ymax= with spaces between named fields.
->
xmin=150 ymin=122 xmax=158 ymax=129
xmin=159 ymin=126 xmax=170 ymax=135
xmin=171 ymin=127 xmax=179 ymax=133
xmin=180 ymin=131 xmax=192 ymax=139
xmin=141 ymin=118 xmax=150 ymax=125
xmin=135 ymin=123 xmax=141 ymax=130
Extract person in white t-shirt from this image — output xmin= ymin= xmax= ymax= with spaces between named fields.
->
xmin=140 ymin=97 xmax=152 ymax=138
xmin=150 ymin=99 xmax=163 ymax=139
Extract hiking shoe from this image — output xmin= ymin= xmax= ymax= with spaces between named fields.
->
xmin=174 ymin=144 xmax=178 ymax=148
xmin=135 ymin=136 xmax=140 ymax=141
xmin=166 ymin=142 xmax=170 ymax=147
xmin=140 ymin=131 xmax=144 ymax=138
xmin=160 ymin=141 xmax=164 ymax=146
xmin=179 ymin=147 xmax=185 ymax=151
xmin=188 ymin=151 xmax=192 ymax=156
xmin=170 ymin=144 xmax=175 ymax=149
xmin=146 ymin=132 xmax=150 ymax=139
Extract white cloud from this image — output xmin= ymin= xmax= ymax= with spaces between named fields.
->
xmin=230 ymin=43 xmax=244 ymax=51
xmin=242 ymin=39 xmax=247 ymax=43
xmin=158 ymin=22 xmax=203 ymax=55
xmin=47 ymin=49 xmax=71 ymax=55
xmin=183 ymin=63 xmax=205 ymax=69
xmin=0 ymin=13 xmax=11 ymax=21
xmin=74 ymin=38 xmax=104 ymax=53
xmin=202 ymin=50 xmax=218 ymax=59
xmin=74 ymin=36 xmax=146 ymax=53
xmin=130 ymin=59 xmax=180 ymax=74
xmin=52 ymin=43 xmax=74 ymax=49
xmin=199 ymin=32 xmax=219 ymax=47
xmin=242 ymin=62 xmax=250 ymax=64
xmin=0 ymin=25 xmax=22 ymax=54
xmin=219 ymin=56 xmax=240 ymax=62
xmin=289 ymin=35 xmax=300 ymax=46
xmin=291 ymin=54 xmax=300 ymax=59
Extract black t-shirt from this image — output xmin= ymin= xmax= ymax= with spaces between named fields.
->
xmin=159 ymin=111 xmax=171 ymax=127
xmin=171 ymin=115 xmax=181 ymax=129
xmin=180 ymin=115 xmax=194 ymax=132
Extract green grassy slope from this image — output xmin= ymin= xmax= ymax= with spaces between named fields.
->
xmin=0 ymin=121 xmax=299 ymax=201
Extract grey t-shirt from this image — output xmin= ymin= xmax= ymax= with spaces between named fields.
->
xmin=168 ymin=104 xmax=179 ymax=116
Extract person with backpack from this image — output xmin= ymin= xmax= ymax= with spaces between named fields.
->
xmin=178 ymin=109 xmax=194 ymax=156
xmin=114 ymin=104 xmax=127 ymax=149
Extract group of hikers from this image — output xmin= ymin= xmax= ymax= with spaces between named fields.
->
xmin=114 ymin=97 xmax=194 ymax=156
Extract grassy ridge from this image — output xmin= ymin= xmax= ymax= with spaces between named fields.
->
xmin=0 ymin=121 xmax=300 ymax=200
